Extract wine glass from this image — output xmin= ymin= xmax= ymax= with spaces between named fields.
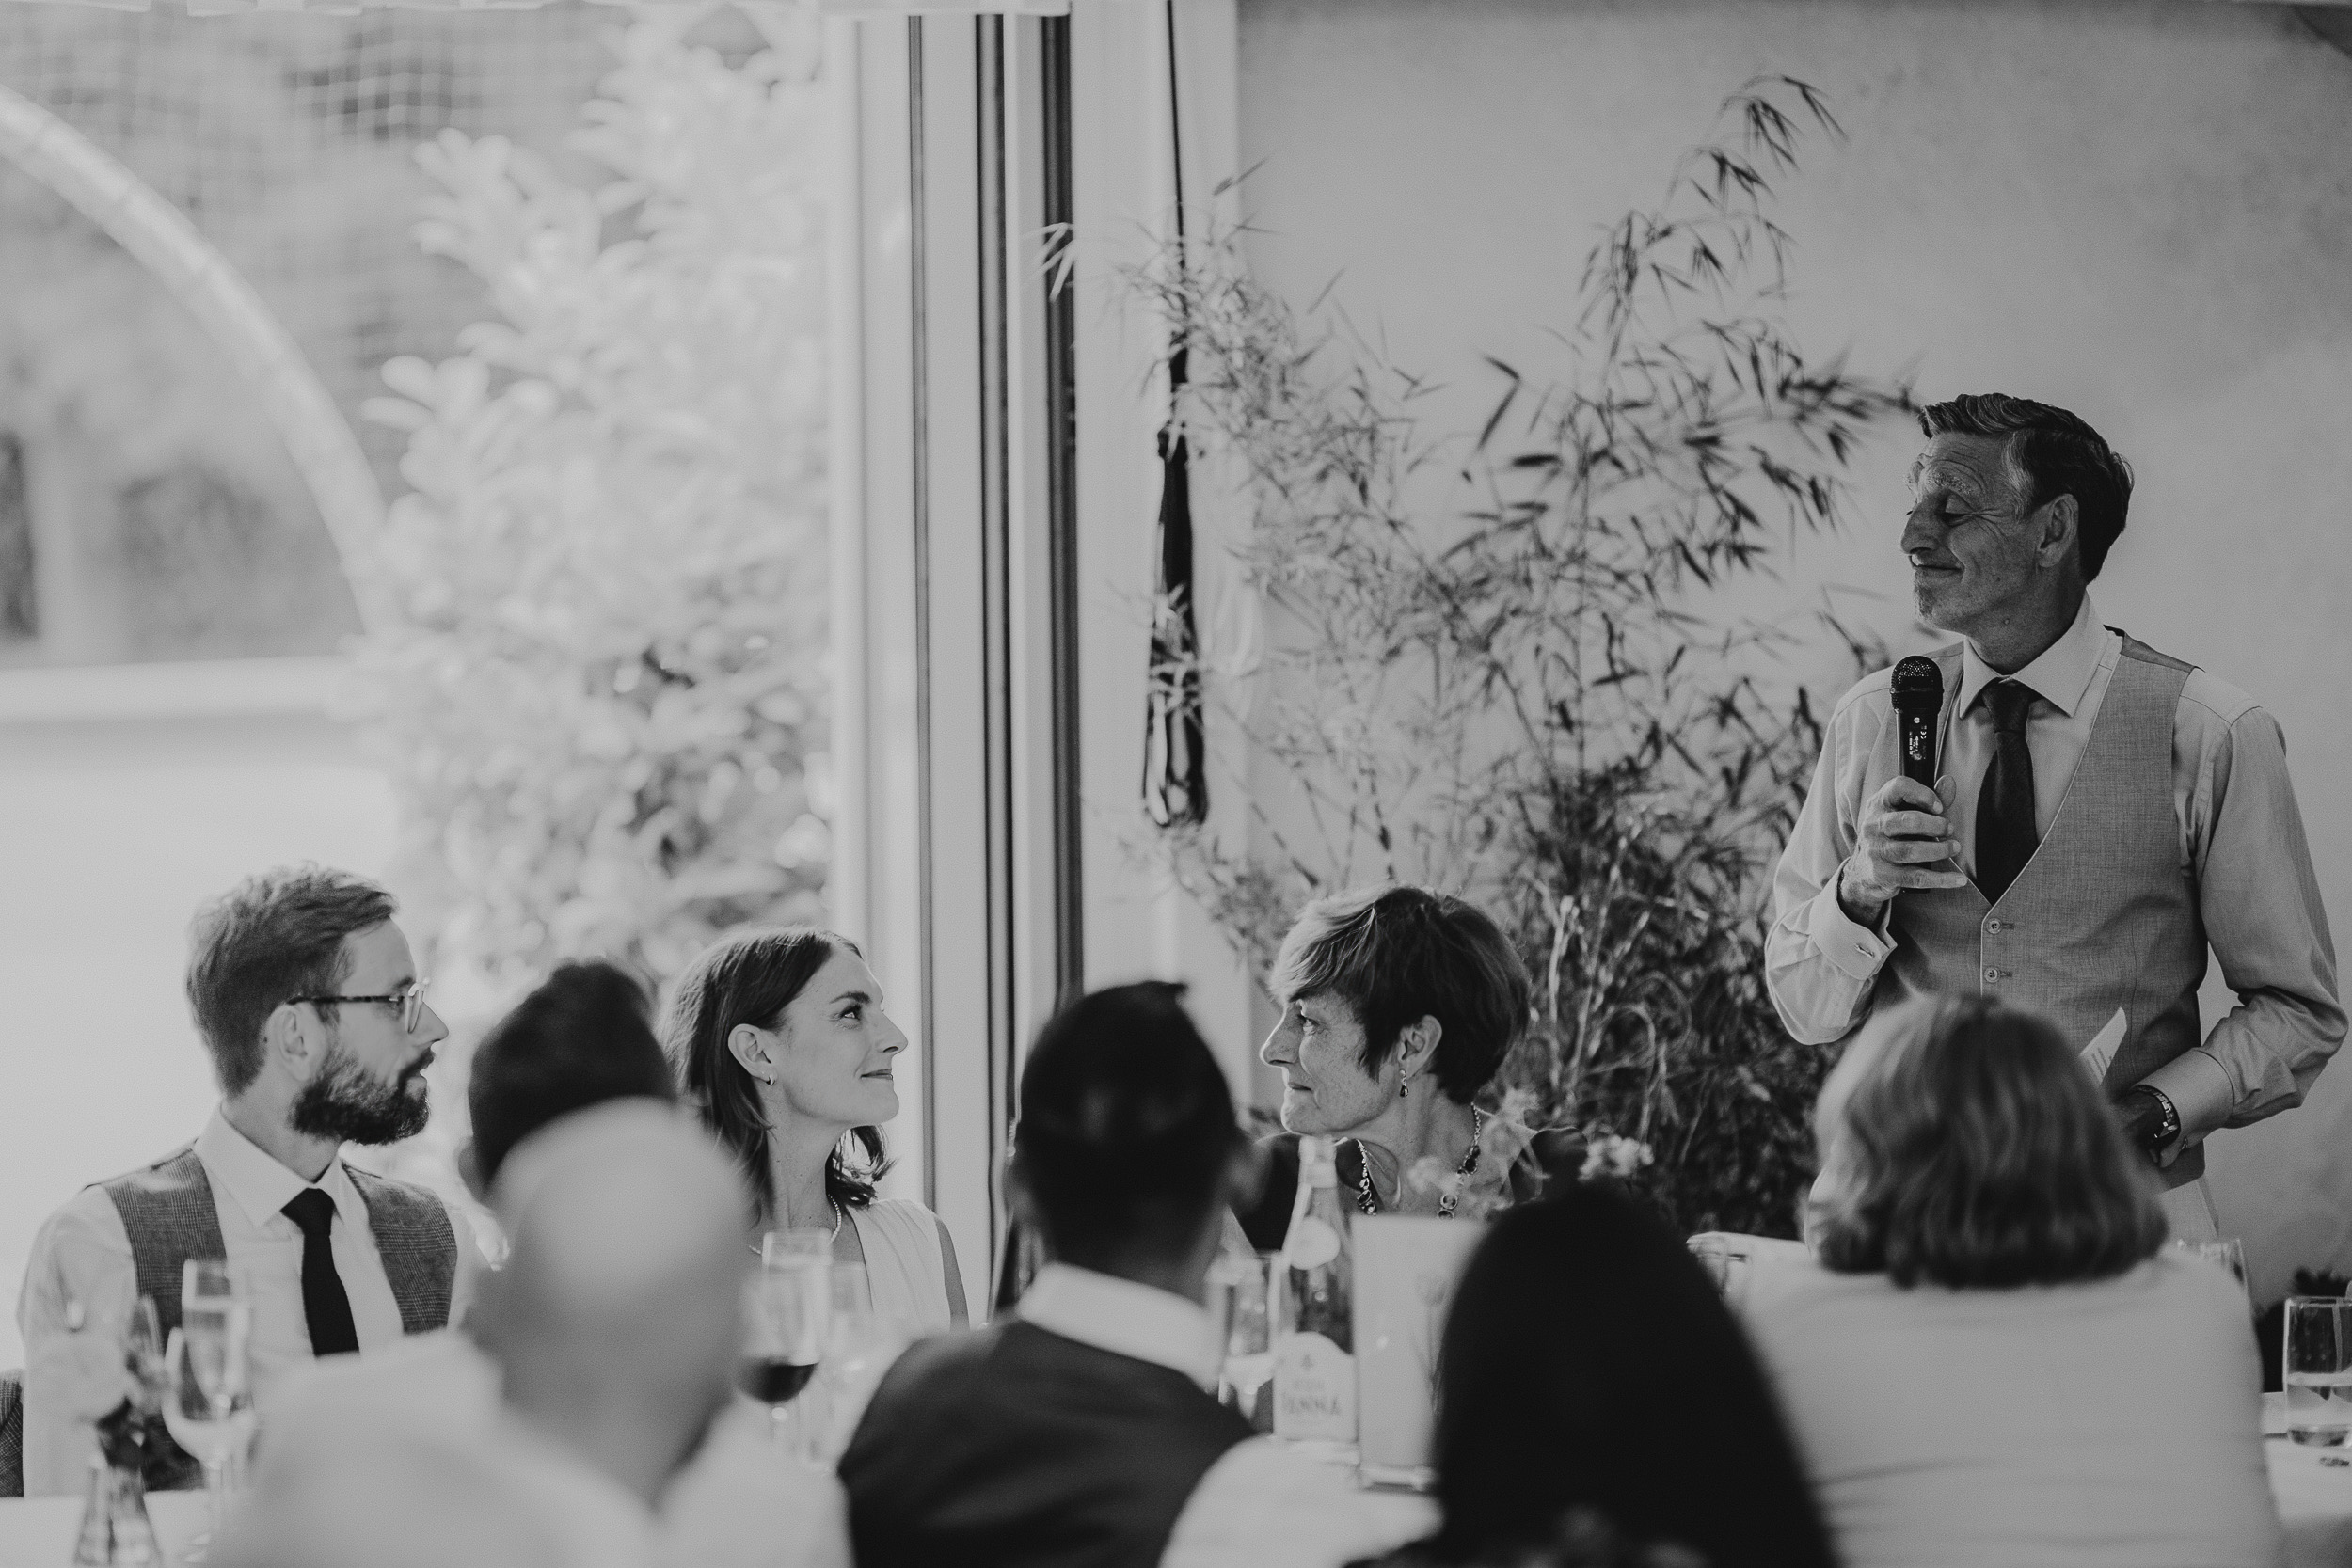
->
xmin=742 ymin=1236 xmax=832 ymax=1458
xmin=163 ymin=1314 xmax=255 ymax=1562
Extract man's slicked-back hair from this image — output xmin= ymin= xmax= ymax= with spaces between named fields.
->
xmin=468 ymin=961 xmax=678 ymax=1190
xmin=186 ymin=865 xmax=399 ymax=1096
xmin=1012 ymin=982 xmax=1246 ymax=1272
xmin=1919 ymin=394 xmax=2136 ymax=582
xmin=1267 ymin=884 xmax=1532 ymax=1103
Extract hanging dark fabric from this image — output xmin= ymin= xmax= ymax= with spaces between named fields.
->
xmin=1141 ymin=0 xmax=1209 ymax=830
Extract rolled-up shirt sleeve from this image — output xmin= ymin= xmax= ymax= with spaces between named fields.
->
xmin=1767 ymin=695 xmax=1892 ymax=1046
xmin=2167 ymin=700 xmax=2345 ymax=1141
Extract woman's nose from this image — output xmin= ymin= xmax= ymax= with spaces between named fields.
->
xmin=882 ymin=1015 xmax=910 ymax=1054
xmin=1259 ymin=1024 xmax=1289 ymax=1067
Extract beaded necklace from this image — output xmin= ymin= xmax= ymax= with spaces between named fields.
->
xmin=1354 ymin=1107 xmax=1486 ymax=1219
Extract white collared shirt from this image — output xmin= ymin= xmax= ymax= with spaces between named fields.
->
xmin=1017 ymin=1264 xmax=1223 ymax=1390
xmin=13 ymin=1105 xmax=477 ymax=1495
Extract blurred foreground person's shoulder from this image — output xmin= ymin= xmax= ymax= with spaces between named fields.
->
xmin=211 ymin=1422 xmax=569 ymax=1568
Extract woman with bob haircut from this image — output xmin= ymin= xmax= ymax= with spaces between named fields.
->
xmin=1740 ymin=995 xmax=2280 ymax=1568
xmin=665 ymin=927 xmax=966 ymax=1332
xmin=1238 ymin=884 xmax=1544 ymax=1248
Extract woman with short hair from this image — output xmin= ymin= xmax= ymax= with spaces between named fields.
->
xmin=665 ymin=927 xmax=966 ymax=1332
xmin=1237 ymin=884 xmax=1542 ymax=1248
xmin=1742 ymin=995 xmax=2281 ymax=1568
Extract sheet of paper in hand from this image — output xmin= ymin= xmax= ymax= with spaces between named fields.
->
xmin=1353 ymin=1214 xmax=1485 ymax=1490
xmin=2079 ymin=1007 xmax=2127 ymax=1084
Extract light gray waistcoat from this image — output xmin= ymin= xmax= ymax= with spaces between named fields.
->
xmin=1867 ymin=633 xmax=2207 ymax=1192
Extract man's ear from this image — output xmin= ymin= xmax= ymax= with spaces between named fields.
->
xmin=264 ymin=1001 xmax=321 ymax=1085
xmin=2037 ymin=491 xmax=2079 ymax=573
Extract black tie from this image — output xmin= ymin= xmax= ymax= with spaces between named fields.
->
xmin=282 ymin=1188 xmax=359 ymax=1356
xmin=1975 ymin=680 xmax=2040 ymax=906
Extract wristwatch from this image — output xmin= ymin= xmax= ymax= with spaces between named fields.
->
xmin=2122 ymin=1085 xmax=2181 ymax=1161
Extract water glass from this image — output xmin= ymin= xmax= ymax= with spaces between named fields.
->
xmin=806 ymin=1271 xmax=914 ymax=1465
xmin=1208 ymin=1251 xmax=1276 ymax=1434
xmin=2285 ymin=1297 xmax=2352 ymax=1447
xmin=163 ymin=1318 xmax=256 ymax=1560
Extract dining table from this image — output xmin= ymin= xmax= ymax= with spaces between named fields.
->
xmin=0 ymin=1489 xmax=205 ymax=1567
xmin=0 ymin=1410 xmax=2348 ymax=1567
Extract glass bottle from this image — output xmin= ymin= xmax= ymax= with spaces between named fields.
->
xmin=72 ymin=1440 xmax=163 ymax=1566
xmin=1272 ymin=1135 xmax=1357 ymax=1449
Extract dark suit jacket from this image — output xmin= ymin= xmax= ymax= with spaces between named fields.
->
xmin=841 ymin=1321 xmax=1253 ymax=1568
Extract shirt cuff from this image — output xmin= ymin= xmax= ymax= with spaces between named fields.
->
xmin=1806 ymin=865 xmax=1893 ymax=983
xmin=2138 ymin=1050 xmax=2237 ymax=1162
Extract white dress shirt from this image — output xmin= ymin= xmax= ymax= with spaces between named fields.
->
xmin=13 ymin=1105 xmax=478 ymax=1495
xmin=1017 ymin=1264 xmax=1224 ymax=1389
xmin=267 ymin=1332 xmax=852 ymax=1568
xmin=1767 ymin=594 xmax=2344 ymax=1149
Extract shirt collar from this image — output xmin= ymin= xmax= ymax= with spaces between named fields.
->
xmin=1018 ymin=1264 xmax=1223 ymax=1391
xmin=1957 ymin=594 xmax=2108 ymax=721
xmin=198 ymin=1105 xmax=369 ymax=1236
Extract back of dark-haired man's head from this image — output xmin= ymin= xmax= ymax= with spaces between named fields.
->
xmin=186 ymin=865 xmax=444 ymax=1149
xmin=463 ymin=961 xmax=679 ymax=1198
xmin=1007 ymin=983 xmax=1251 ymax=1300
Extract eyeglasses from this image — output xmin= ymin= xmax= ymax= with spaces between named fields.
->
xmin=287 ymin=977 xmax=433 ymax=1034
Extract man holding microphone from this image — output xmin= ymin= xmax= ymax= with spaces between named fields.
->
xmin=1768 ymin=393 xmax=2343 ymax=1237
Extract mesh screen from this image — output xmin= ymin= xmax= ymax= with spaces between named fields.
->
xmin=0 ymin=3 xmax=651 ymax=662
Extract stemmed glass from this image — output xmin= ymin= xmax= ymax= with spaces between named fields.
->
xmin=741 ymin=1230 xmax=832 ymax=1458
xmin=169 ymin=1260 xmax=254 ymax=1561
xmin=807 ymin=1269 xmax=914 ymax=1465
xmin=1209 ymin=1251 xmax=1276 ymax=1433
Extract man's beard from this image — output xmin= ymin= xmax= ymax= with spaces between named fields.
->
xmin=291 ymin=1043 xmax=430 ymax=1146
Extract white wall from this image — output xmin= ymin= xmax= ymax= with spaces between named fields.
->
xmin=1232 ymin=0 xmax=2352 ymax=1301
xmin=0 ymin=665 xmax=398 ymax=1370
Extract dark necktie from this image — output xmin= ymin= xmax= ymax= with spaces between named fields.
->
xmin=282 ymin=1188 xmax=360 ymax=1356
xmin=1975 ymin=680 xmax=2040 ymax=906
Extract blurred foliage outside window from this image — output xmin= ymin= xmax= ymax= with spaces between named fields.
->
xmin=350 ymin=15 xmax=832 ymax=1004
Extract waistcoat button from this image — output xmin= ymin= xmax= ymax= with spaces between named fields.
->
xmin=1984 ymin=967 xmax=2000 ymax=983
xmin=1985 ymin=919 xmax=2002 ymax=934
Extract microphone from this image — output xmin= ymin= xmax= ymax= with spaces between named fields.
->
xmin=1891 ymin=657 xmax=1943 ymax=792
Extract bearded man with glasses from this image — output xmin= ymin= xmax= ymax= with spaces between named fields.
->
xmin=14 ymin=865 xmax=476 ymax=1496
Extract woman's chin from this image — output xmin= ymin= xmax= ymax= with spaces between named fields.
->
xmin=857 ymin=1082 xmax=901 ymax=1124
xmin=1279 ymin=1093 xmax=1344 ymax=1137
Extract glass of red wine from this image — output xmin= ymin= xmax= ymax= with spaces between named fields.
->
xmin=742 ymin=1229 xmax=833 ymax=1454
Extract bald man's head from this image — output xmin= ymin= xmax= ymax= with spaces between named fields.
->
xmin=478 ymin=1106 xmax=752 ymax=1506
